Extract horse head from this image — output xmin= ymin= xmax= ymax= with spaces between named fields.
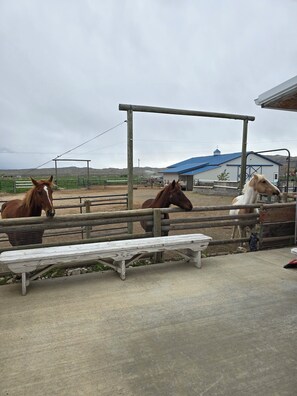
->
xmin=249 ymin=174 xmax=280 ymax=196
xmin=168 ymin=180 xmax=193 ymax=211
xmin=30 ymin=176 xmax=56 ymax=217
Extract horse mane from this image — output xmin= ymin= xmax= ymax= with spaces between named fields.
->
xmin=23 ymin=186 xmax=37 ymax=208
xmin=242 ymin=180 xmax=250 ymax=194
xmin=154 ymin=187 xmax=166 ymax=201
xmin=242 ymin=173 xmax=264 ymax=193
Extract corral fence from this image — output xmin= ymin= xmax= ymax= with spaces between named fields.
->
xmin=0 ymin=202 xmax=295 ymax=265
xmin=193 ymin=180 xmax=297 ymax=196
xmin=0 ymin=176 xmax=163 ymax=193
xmin=53 ymin=193 xmax=128 ymax=214
xmin=0 ymin=193 xmax=128 ymax=215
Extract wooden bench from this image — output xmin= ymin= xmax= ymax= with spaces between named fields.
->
xmin=0 ymin=234 xmax=211 ymax=295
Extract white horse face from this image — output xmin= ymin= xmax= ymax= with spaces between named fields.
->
xmin=249 ymin=174 xmax=280 ymax=196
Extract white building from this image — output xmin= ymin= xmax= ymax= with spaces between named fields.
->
xmin=162 ymin=150 xmax=281 ymax=190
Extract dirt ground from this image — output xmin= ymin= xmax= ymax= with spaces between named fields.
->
xmin=0 ymin=184 xmax=234 ymax=211
xmin=55 ymin=185 xmax=233 ymax=210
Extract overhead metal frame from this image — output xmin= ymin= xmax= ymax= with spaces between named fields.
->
xmin=119 ymin=103 xmax=255 ymax=218
xmin=52 ymin=158 xmax=91 ymax=188
xmin=252 ymin=149 xmax=290 ymax=192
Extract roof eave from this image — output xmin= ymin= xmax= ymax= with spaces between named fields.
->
xmin=255 ymin=75 xmax=297 ymax=111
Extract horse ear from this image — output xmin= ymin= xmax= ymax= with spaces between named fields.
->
xmin=48 ymin=175 xmax=53 ymax=184
xmin=249 ymin=174 xmax=259 ymax=188
xmin=171 ymin=180 xmax=176 ymax=188
xmin=30 ymin=177 xmax=38 ymax=187
xmin=253 ymin=174 xmax=259 ymax=179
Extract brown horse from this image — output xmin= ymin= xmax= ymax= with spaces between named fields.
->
xmin=1 ymin=176 xmax=55 ymax=246
xmin=140 ymin=180 xmax=193 ymax=235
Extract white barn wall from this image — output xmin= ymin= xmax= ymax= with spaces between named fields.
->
xmin=163 ymin=173 xmax=179 ymax=184
xmin=193 ymin=154 xmax=279 ymax=184
xmin=162 ymin=153 xmax=280 ymax=190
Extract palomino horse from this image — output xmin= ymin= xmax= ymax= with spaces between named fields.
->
xmin=140 ymin=180 xmax=193 ymax=235
xmin=230 ymin=173 xmax=280 ymax=239
xmin=1 ymin=176 xmax=55 ymax=246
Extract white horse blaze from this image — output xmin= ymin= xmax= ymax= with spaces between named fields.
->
xmin=43 ymin=186 xmax=53 ymax=208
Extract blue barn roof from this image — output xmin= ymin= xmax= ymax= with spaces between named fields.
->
xmin=162 ymin=151 xmax=281 ymax=175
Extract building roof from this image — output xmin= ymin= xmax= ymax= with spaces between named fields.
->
xmin=254 ymin=75 xmax=297 ymax=112
xmin=162 ymin=151 xmax=281 ymax=176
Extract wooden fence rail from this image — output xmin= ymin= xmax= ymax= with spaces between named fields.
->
xmin=0 ymin=202 xmax=295 ymax=255
xmin=0 ymin=193 xmax=128 ymax=214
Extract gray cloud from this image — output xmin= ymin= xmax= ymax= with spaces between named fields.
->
xmin=1 ymin=0 xmax=297 ymax=170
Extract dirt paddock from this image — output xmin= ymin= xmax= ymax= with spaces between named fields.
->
xmin=1 ymin=184 xmax=234 ymax=212
xmin=56 ymin=185 xmax=234 ymax=210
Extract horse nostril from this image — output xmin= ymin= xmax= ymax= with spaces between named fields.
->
xmin=46 ymin=210 xmax=55 ymax=217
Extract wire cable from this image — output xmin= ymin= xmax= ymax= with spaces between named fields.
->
xmin=25 ymin=120 xmax=126 ymax=173
xmin=53 ymin=120 xmax=126 ymax=160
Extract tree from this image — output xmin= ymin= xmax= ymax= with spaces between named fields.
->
xmin=217 ymin=169 xmax=230 ymax=181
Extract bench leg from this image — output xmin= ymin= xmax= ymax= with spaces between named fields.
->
xmin=119 ymin=260 xmax=126 ymax=280
xmin=189 ymin=251 xmax=202 ymax=269
xmin=114 ymin=260 xmax=126 ymax=280
xmin=21 ymin=273 xmax=30 ymax=296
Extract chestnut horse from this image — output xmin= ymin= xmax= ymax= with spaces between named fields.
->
xmin=230 ymin=173 xmax=280 ymax=239
xmin=140 ymin=180 xmax=193 ymax=235
xmin=1 ymin=176 xmax=55 ymax=246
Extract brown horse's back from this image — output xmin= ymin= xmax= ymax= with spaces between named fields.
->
xmin=1 ymin=200 xmax=23 ymax=219
xmin=1 ymin=200 xmax=43 ymax=246
xmin=141 ymin=199 xmax=154 ymax=209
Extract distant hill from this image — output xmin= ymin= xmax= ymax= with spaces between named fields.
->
xmin=0 ymin=166 xmax=163 ymax=178
xmin=0 ymin=154 xmax=296 ymax=178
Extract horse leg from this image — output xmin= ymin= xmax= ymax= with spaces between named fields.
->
xmin=231 ymin=225 xmax=237 ymax=239
xmin=239 ymin=226 xmax=249 ymax=248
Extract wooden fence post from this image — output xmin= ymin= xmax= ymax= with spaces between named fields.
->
xmin=153 ymin=209 xmax=162 ymax=237
xmin=84 ymin=200 xmax=91 ymax=239
xmin=153 ymin=209 xmax=163 ymax=262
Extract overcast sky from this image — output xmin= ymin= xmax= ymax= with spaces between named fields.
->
xmin=1 ymin=0 xmax=297 ymax=171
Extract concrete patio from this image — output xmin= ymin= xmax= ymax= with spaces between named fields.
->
xmin=1 ymin=247 xmax=297 ymax=395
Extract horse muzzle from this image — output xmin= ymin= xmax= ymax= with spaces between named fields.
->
xmin=46 ymin=209 xmax=56 ymax=217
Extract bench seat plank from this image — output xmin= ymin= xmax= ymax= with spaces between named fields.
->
xmin=0 ymin=234 xmax=211 ymax=295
